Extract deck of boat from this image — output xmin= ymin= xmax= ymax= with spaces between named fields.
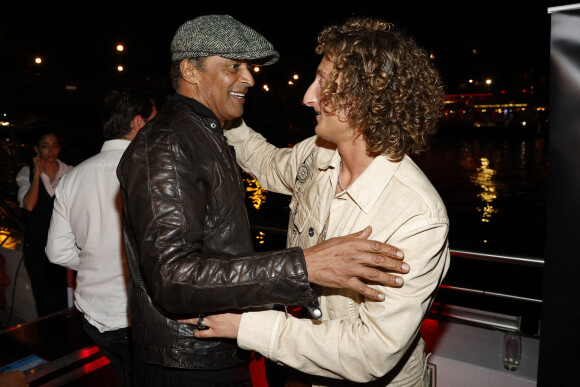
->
xmin=0 ymin=308 xmax=118 ymax=386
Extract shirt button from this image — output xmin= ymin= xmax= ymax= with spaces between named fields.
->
xmin=308 ymin=227 xmax=314 ymax=237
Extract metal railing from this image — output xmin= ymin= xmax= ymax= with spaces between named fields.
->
xmin=447 ymin=249 xmax=543 ymax=305
xmin=439 ymin=284 xmax=542 ymax=304
xmin=450 ymin=249 xmax=544 ymax=268
xmin=449 ymin=249 xmax=543 ymax=308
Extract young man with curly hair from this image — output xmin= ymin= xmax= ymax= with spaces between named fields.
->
xmin=182 ymin=17 xmax=451 ymax=387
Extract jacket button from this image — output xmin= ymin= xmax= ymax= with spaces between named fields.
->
xmin=308 ymin=227 xmax=314 ymax=237
xmin=210 ymin=122 xmax=217 ymax=128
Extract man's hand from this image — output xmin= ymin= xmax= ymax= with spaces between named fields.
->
xmin=304 ymin=226 xmax=409 ymax=301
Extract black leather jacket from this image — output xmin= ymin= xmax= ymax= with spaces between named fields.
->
xmin=117 ymin=94 xmax=319 ymax=369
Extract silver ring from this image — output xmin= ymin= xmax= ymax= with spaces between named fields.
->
xmin=197 ymin=316 xmax=205 ymax=330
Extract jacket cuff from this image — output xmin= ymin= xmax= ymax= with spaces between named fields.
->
xmin=238 ymin=309 xmax=284 ymax=358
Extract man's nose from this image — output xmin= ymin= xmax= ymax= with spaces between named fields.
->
xmin=241 ymin=66 xmax=255 ymax=87
xmin=303 ymin=83 xmax=317 ymax=107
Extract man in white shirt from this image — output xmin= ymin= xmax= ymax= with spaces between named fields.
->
xmin=46 ymin=88 xmax=157 ymax=387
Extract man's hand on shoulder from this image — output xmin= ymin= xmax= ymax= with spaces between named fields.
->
xmin=303 ymin=226 xmax=409 ymax=301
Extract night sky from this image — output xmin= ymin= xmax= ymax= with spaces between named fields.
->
xmin=0 ymin=2 xmax=566 ymax=90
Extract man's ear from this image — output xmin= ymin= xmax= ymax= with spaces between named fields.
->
xmin=125 ymin=115 xmax=144 ymax=140
xmin=131 ymin=115 xmax=145 ymax=132
xmin=180 ymin=59 xmax=197 ymax=85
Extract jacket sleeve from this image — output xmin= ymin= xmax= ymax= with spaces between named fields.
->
xmin=237 ymin=218 xmax=450 ymax=382
xmin=118 ymin=126 xmax=318 ymax=316
xmin=224 ymin=120 xmax=314 ymax=195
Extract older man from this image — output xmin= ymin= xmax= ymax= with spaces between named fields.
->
xmin=117 ymin=15 xmax=408 ymax=386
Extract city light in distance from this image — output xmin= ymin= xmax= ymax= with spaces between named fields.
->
xmin=1 ymin=112 xmax=9 ymax=127
xmin=263 ymin=84 xmax=270 ymax=91
xmin=117 ymin=65 xmax=124 ymax=72
xmin=34 ymin=57 xmax=42 ymax=64
xmin=287 ymin=74 xmax=300 ymax=86
xmin=116 ymin=44 xmax=124 ymax=52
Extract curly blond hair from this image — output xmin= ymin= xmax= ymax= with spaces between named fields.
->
xmin=316 ymin=17 xmax=445 ymax=161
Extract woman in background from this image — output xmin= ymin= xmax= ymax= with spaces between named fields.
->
xmin=16 ymin=130 xmax=73 ymax=318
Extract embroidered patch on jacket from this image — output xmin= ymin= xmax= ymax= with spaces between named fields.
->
xmin=295 ymin=148 xmax=315 ymax=185
xmin=297 ymin=164 xmax=310 ymax=184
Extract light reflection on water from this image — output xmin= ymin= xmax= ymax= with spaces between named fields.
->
xmin=242 ymin=175 xmax=274 ymax=246
xmin=411 ymin=134 xmax=548 ymax=257
xmin=243 ymin=176 xmax=267 ymax=210
xmin=470 ymin=157 xmax=498 ymax=223
xmin=255 ymin=231 xmax=265 ymax=245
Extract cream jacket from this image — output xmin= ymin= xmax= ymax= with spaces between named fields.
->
xmin=225 ymin=122 xmax=450 ymax=386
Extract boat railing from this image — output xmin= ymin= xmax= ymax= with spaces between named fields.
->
xmin=450 ymin=249 xmax=544 ymax=268
xmin=440 ymin=250 xmax=543 ymax=333
xmin=445 ymin=249 xmax=543 ymax=304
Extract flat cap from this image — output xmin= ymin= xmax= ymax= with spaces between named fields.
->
xmin=171 ymin=15 xmax=279 ymax=65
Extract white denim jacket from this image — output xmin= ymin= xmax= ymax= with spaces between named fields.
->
xmin=225 ymin=122 xmax=450 ymax=386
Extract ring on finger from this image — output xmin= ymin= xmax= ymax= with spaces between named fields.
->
xmin=197 ymin=315 xmax=206 ymax=330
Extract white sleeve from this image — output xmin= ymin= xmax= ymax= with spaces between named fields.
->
xmin=16 ymin=166 xmax=31 ymax=208
xmin=224 ymin=120 xmax=315 ymax=195
xmin=46 ymin=179 xmax=81 ymax=270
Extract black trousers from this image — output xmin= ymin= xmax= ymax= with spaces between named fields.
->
xmin=82 ymin=316 xmax=134 ymax=387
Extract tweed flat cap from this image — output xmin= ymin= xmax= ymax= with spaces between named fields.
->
xmin=171 ymin=15 xmax=279 ymax=65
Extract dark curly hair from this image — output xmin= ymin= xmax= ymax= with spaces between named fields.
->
xmin=316 ymin=17 xmax=445 ymax=161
